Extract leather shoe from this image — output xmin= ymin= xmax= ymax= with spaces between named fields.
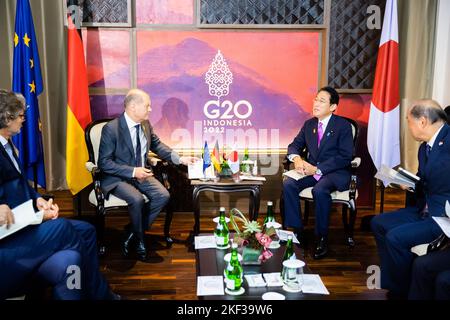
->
xmin=293 ymin=228 xmax=305 ymax=248
xmin=313 ymin=236 xmax=328 ymax=259
xmin=122 ymin=231 xmax=135 ymax=257
xmin=135 ymin=239 xmax=148 ymax=261
xmin=142 ymin=251 xmax=164 ymax=264
xmin=110 ymin=292 xmax=122 ymax=300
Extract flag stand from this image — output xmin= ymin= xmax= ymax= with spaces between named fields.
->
xmin=33 ymin=165 xmax=38 ymax=191
xmin=379 ymin=182 xmax=385 ymax=213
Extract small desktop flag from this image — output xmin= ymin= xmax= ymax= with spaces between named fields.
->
xmin=228 ymin=146 xmax=240 ymax=174
xmin=202 ymin=141 xmax=211 ymax=174
xmin=12 ymin=0 xmax=46 ymax=188
xmin=211 ymin=140 xmax=222 ymax=173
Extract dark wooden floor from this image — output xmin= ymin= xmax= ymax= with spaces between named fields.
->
xmin=55 ymin=187 xmax=407 ymax=300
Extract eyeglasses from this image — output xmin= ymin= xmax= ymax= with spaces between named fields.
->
xmin=313 ymin=97 xmax=329 ymax=104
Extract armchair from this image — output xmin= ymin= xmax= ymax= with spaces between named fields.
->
xmin=84 ymin=119 xmax=174 ymax=254
xmin=280 ymin=117 xmax=360 ymax=247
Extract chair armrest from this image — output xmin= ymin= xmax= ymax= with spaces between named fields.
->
xmin=85 ymin=161 xmax=97 ymax=173
xmin=411 ymin=233 xmax=448 ymax=256
xmin=411 ymin=244 xmax=429 ymax=256
xmin=427 ymin=233 xmax=448 ymax=253
xmin=148 ymin=156 xmax=162 ymax=167
xmin=148 ymin=154 xmax=172 ymax=189
xmin=351 ymin=157 xmax=361 ymax=168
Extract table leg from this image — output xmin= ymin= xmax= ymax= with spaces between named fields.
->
xmin=192 ymin=186 xmax=201 ymax=235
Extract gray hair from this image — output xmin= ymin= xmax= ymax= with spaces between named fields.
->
xmin=124 ymin=89 xmax=148 ymax=109
xmin=0 ymin=89 xmax=26 ymax=129
xmin=410 ymin=99 xmax=447 ymax=125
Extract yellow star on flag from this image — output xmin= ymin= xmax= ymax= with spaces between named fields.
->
xmin=29 ymin=81 xmax=36 ymax=93
xmin=29 ymin=59 xmax=34 ymax=68
xmin=23 ymin=33 xmax=31 ymax=47
xmin=14 ymin=33 xmax=19 ymax=47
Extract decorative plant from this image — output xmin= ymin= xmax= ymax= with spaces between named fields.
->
xmin=228 ymin=208 xmax=277 ymax=262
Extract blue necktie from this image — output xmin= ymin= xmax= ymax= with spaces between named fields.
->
xmin=135 ymin=124 xmax=142 ymax=167
xmin=5 ymin=141 xmax=20 ymax=172
xmin=426 ymin=144 xmax=431 ymax=159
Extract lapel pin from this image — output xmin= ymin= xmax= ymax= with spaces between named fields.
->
xmin=439 ymin=141 xmax=444 ymax=146
xmin=326 ymin=132 xmax=330 ymax=137
xmin=313 ymin=128 xmax=316 ymax=134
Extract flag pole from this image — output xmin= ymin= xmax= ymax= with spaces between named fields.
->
xmin=33 ymin=164 xmax=38 ymax=191
xmin=379 ymin=181 xmax=385 ymax=213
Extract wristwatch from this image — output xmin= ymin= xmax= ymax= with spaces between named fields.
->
xmin=315 ymin=168 xmax=322 ymax=176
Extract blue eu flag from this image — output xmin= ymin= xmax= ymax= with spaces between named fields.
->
xmin=12 ymin=0 xmax=46 ymax=188
xmin=202 ymin=141 xmax=211 ymax=174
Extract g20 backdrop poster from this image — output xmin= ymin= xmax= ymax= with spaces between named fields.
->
xmin=88 ymin=31 xmax=320 ymax=151
xmin=85 ymin=30 xmax=375 ymax=206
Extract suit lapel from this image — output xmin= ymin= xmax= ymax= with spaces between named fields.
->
xmin=317 ymin=114 xmax=336 ymax=156
xmin=118 ymin=114 xmax=135 ymax=159
xmin=308 ymin=118 xmax=319 ymax=157
xmin=1 ymin=142 xmax=21 ymax=174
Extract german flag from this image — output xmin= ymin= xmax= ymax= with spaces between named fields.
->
xmin=211 ymin=140 xmax=222 ymax=172
xmin=65 ymin=5 xmax=92 ymax=195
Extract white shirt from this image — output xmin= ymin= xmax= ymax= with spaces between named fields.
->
xmin=288 ymin=113 xmax=333 ymax=162
xmin=317 ymin=113 xmax=332 ymax=134
xmin=124 ymin=112 xmax=148 ymax=177
xmin=0 ymin=135 xmax=21 ymax=172
xmin=427 ymin=124 xmax=445 ymax=149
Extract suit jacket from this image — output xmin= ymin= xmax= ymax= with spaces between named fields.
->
xmin=287 ymin=114 xmax=354 ymax=191
xmin=98 ymin=113 xmax=180 ymax=196
xmin=0 ymin=142 xmax=39 ymax=209
xmin=415 ymin=123 xmax=450 ymax=216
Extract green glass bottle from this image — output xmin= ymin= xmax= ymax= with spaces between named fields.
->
xmin=240 ymin=148 xmax=250 ymax=173
xmin=214 ymin=207 xmax=229 ymax=249
xmin=283 ymin=234 xmax=297 ymax=261
xmin=263 ymin=201 xmax=275 ymax=225
xmin=224 ymin=242 xmax=243 ymax=292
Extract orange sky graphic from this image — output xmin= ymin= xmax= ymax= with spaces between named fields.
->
xmin=136 ymin=31 xmax=320 ymax=111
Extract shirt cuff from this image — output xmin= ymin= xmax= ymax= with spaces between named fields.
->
xmin=288 ymin=154 xmax=300 ymax=162
xmin=30 ymin=211 xmax=44 ymax=225
xmin=132 ymin=168 xmax=136 ymax=178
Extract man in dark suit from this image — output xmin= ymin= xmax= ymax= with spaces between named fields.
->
xmin=98 ymin=89 xmax=197 ymax=262
xmin=0 ymin=89 xmax=116 ymax=300
xmin=371 ymin=99 xmax=449 ymax=298
xmin=283 ymin=86 xmax=353 ymax=259
xmin=409 ymin=245 xmax=450 ymax=300
xmin=1 ymin=204 xmax=83 ymax=299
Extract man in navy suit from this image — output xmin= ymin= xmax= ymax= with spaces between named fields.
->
xmin=371 ymin=99 xmax=449 ymax=298
xmin=1 ymin=204 xmax=89 ymax=300
xmin=283 ymin=86 xmax=354 ymax=259
xmin=98 ymin=89 xmax=197 ymax=262
xmin=409 ymin=245 xmax=450 ymax=300
xmin=0 ymin=89 xmax=116 ymax=300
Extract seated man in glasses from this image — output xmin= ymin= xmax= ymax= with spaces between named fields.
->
xmin=0 ymin=89 xmax=117 ymax=300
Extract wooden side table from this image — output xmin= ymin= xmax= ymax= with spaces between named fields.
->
xmin=191 ymin=179 xmax=264 ymax=235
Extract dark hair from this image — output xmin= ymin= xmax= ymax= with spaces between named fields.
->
xmin=410 ymin=103 xmax=447 ymax=124
xmin=445 ymin=106 xmax=450 ymax=124
xmin=0 ymin=89 xmax=26 ymax=129
xmin=318 ymin=86 xmax=339 ymax=106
